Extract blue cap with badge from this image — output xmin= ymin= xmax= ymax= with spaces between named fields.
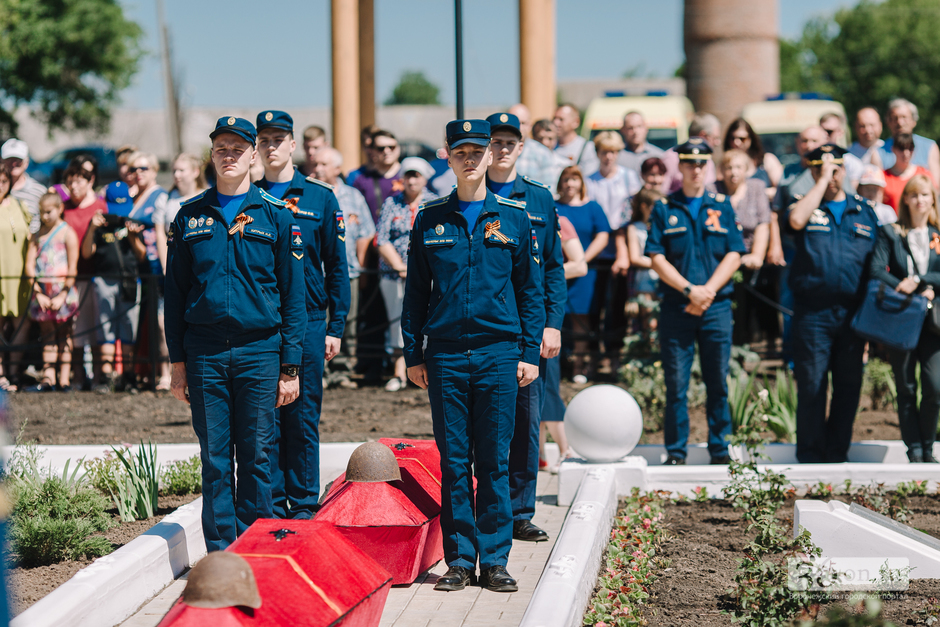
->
xmin=446 ymin=119 xmax=491 ymax=149
xmin=805 ymin=143 xmax=848 ymax=166
xmin=104 ymin=181 xmax=132 ymax=217
xmin=675 ymin=137 xmax=713 ymax=163
xmin=256 ymin=110 xmax=293 ymax=134
xmin=209 ymin=116 xmax=257 ymax=145
xmin=486 ymin=112 xmax=522 ymax=138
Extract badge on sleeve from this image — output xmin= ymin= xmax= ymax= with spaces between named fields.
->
xmin=335 ymin=209 xmax=346 ymax=242
xmin=291 ymin=224 xmax=304 ymax=259
xmin=531 ymin=228 xmax=540 ymax=265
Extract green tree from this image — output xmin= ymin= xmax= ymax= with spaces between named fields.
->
xmin=0 ymin=0 xmax=143 ymax=135
xmin=780 ymin=0 xmax=940 ymax=140
xmin=384 ymin=71 xmax=441 ymax=106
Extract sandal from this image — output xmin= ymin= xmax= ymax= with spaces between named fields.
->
xmin=0 ymin=377 xmax=16 ymax=392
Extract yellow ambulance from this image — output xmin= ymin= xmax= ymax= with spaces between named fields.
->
xmin=580 ymin=92 xmax=695 ymax=150
xmin=741 ymin=93 xmax=848 ymax=168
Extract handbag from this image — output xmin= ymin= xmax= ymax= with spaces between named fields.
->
xmin=851 ymin=280 xmax=928 ymax=351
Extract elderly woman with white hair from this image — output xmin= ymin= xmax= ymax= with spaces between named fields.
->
xmin=880 ymin=98 xmax=940 ymax=188
xmin=376 ymin=157 xmax=437 ymax=391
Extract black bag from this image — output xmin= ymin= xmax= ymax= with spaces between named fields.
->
xmin=851 ymin=280 xmax=928 ymax=351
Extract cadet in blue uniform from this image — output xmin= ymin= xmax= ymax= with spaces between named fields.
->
xmin=646 ymin=139 xmax=746 ymax=465
xmin=485 ymin=112 xmax=565 ymax=543
xmin=402 ymin=119 xmax=545 ymax=593
xmin=254 ymin=111 xmax=350 ymax=518
xmin=165 ymin=117 xmax=305 ymax=551
xmin=787 ymin=144 xmax=879 ymax=463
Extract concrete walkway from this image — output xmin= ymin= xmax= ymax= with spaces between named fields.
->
xmin=120 ymin=472 xmax=567 ymax=627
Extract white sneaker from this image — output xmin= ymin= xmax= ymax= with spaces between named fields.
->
xmin=385 ymin=377 xmax=405 ymax=392
xmin=572 ymin=374 xmax=588 ymax=385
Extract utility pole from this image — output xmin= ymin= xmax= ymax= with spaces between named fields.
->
xmin=157 ymin=0 xmax=182 ymax=156
xmin=455 ymin=0 xmax=464 ymax=119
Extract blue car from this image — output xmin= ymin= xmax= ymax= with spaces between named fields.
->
xmin=27 ymin=145 xmax=121 ymax=186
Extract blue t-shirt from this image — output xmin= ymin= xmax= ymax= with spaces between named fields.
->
xmin=487 ymin=179 xmax=515 ymax=199
xmin=217 ymin=192 xmax=248 ymax=224
xmin=459 ymin=200 xmax=485 ymax=230
xmin=683 ymin=194 xmax=705 ymax=221
xmin=827 ymin=199 xmax=848 ymax=226
xmin=555 ymin=200 xmax=611 ymax=253
xmin=262 ymin=180 xmax=291 ymax=200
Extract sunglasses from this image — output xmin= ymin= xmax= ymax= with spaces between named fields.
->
xmin=129 ymin=166 xmax=150 ymax=173
xmin=373 ymin=145 xmax=398 ymax=152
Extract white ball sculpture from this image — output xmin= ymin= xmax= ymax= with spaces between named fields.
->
xmin=564 ymin=384 xmax=643 ymax=462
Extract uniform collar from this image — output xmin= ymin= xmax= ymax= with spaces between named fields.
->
xmin=484 ymin=174 xmax=525 ymax=199
xmin=206 ymin=183 xmax=265 ymax=216
xmin=440 ymin=189 xmax=504 ymax=218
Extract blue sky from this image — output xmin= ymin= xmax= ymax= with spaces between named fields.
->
xmin=118 ymin=0 xmax=858 ymax=110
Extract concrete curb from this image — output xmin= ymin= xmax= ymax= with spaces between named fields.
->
xmin=520 ymin=467 xmax=617 ymax=627
xmin=11 ymin=497 xmax=205 ymax=627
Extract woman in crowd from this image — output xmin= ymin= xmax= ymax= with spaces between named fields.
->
xmin=870 ymin=174 xmax=940 ymax=463
xmin=714 ymin=149 xmax=772 ymax=346
xmin=155 ymin=153 xmax=207 ymax=273
xmin=640 ymin=157 xmax=667 ymax=192
xmin=0 ymin=162 xmax=31 ymax=391
xmin=555 ymin=165 xmax=610 ymax=383
xmin=24 ymin=193 xmax=79 ymax=391
xmin=884 ymin=133 xmax=934 ymax=212
xmin=723 ymin=118 xmax=783 ymax=200
xmin=376 ymin=157 xmax=437 ymax=392
xmin=626 ymin=188 xmax=663 ymax=331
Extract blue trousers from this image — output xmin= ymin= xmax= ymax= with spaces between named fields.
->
xmin=272 ymin=318 xmax=326 ymax=519
xmin=660 ymin=299 xmax=733 ymax=459
xmin=793 ymin=304 xmax=864 ymax=463
xmin=541 ymin=354 xmax=565 ymax=422
xmin=427 ymin=342 xmax=519 ymax=570
xmin=509 ymin=355 xmax=546 ymax=522
xmin=187 ymin=347 xmax=278 ymax=552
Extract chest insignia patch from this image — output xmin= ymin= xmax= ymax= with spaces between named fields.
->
xmin=484 ymin=220 xmax=511 ymax=244
xmin=435 ymin=224 xmax=444 ymax=235
xmin=668 ymin=215 xmax=678 ymax=226
xmin=228 ymin=214 xmax=253 ymax=237
xmin=188 ymin=217 xmax=197 ymax=229
xmin=809 ymin=209 xmax=829 ymax=225
xmin=197 ymin=217 xmax=205 ymax=227
xmin=206 ymin=217 xmax=214 ymax=226
xmin=705 ymin=209 xmax=722 ymax=229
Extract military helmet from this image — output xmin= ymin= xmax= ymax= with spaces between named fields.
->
xmin=182 ymin=552 xmax=262 ymax=609
xmin=345 ymin=441 xmax=402 ymax=482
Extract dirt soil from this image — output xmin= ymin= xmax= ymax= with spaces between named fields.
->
xmin=7 ymin=381 xmax=903 ymax=445
xmin=9 ymin=493 xmax=199 ymax=617
xmin=642 ymin=496 xmax=940 ymax=626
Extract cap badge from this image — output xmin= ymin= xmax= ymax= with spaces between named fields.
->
xmin=197 ymin=217 xmax=205 ymax=227
xmin=822 ymin=153 xmax=835 ymax=163
xmin=188 ymin=217 xmax=197 ymax=229
xmin=499 ymin=114 xmax=508 ymax=123
xmin=669 ymin=215 xmax=678 ymax=226
xmin=227 ymin=117 xmax=236 ymax=126
xmin=265 ymin=112 xmax=273 ymax=121
xmin=435 ymin=224 xmax=444 ymax=235
xmin=462 ymin=121 xmax=472 ymax=132
xmin=206 ymin=217 xmax=214 ymax=226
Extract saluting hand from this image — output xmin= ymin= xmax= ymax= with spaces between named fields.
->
xmin=276 ymin=373 xmax=299 ymax=408
xmin=407 ymin=364 xmax=429 ymax=390
xmin=517 ymin=362 xmax=539 ymax=387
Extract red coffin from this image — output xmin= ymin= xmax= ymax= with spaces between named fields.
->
xmin=317 ymin=466 xmax=444 ymax=585
xmin=379 ymin=438 xmax=442 ymax=481
xmin=158 ymin=520 xmax=392 ymax=627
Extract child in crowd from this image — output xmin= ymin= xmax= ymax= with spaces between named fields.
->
xmin=626 ymin=188 xmax=663 ymax=331
xmin=25 ymin=193 xmax=80 ymax=391
xmin=857 ymin=165 xmax=898 ymax=226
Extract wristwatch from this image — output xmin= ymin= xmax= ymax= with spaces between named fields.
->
xmin=682 ymin=285 xmax=693 ymax=299
xmin=280 ymin=365 xmax=299 ymax=378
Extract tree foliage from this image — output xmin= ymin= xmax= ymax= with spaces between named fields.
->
xmin=0 ymin=0 xmax=143 ymax=135
xmin=384 ymin=70 xmax=441 ymax=106
xmin=780 ymin=0 xmax=940 ymax=140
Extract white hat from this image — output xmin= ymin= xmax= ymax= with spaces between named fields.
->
xmin=400 ymin=156 xmax=435 ymax=180
xmin=1 ymin=139 xmax=28 ymax=161
xmin=859 ymin=164 xmax=886 ymax=188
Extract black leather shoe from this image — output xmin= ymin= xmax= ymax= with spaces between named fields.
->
xmin=663 ymin=455 xmax=686 ymax=465
xmin=910 ymin=452 xmax=925 ymax=463
xmin=924 ymin=452 xmax=938 ymax=463
xmin=513 ymin=519 xmax=549 ymax=542
xmin=710 ymin=455 xmax=731 ymax=465
xmin=434 ymin=565 xmax=473 ymax=591
xmin=479 ymin=565 xmax=518 ymax=592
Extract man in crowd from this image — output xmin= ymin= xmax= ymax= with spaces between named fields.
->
xmin=786 ymin=145 xmax=879 ymax=463
xmin=403 ymin=119 xmax=544 ymax=593
xmin=165 ymin=116 xmax=304 ymax=550
xmin=485 ymin=112 xmax=565 ymax=544
xmin=255 ymin=110 xmax=350 ymax=519
xmin=313 ymin=146 xmax=375 ymax=382
xmin=1 ymin=139 xmax=47 ymax=233
xmin=618 ymin=111 xmax=664 ymax=174
xmin=509 ymin=103 xmax=568 ymax=189
xmin=552 ymin=103 xmax=599 ymax=175
xmin=880 ymin=98 xmax=940 ymax=188
xmin=661 ymin=114 xmax=721 ymax=193
xmin=850 ymin=107 xmax=885 ymax=167
xmin=820 ymin=112 xmax=863 ymax=187
xmin=299 ymin=125 xmax=329 ymax=177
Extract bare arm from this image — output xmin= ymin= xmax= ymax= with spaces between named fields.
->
xmin=704 ymin=252 xmax=742 ymax=295
xmin=81 ymin=212 xmax=104 ymax=260
xmin=611 ymin=229 xmax=630 ymax=275
xmin=763 ymin=152 xmax=784 ymax=187
xmin=766 ymin=215 xmax=785 ymax=265
xmin=356 ymin=236 xmax=371 ymax=268
xmin=155 ymin=224 xmax=168 ymax=273
xmin=64 ymin=227 xmax=79 ymax=289
xmin=930 ymin=143 xmax=940 ymax=192
xmin=378 ymin=242 xmax=406 ymax=277
xmin=561 ymin=237 xmax=587 ymax=279
xmin=741 ymin=223 xmax=769 ymax=270
xmin=583 ymin=231 xmax=609 ymax=264
xmin=626 ymin=224 xmax=652 ymax=269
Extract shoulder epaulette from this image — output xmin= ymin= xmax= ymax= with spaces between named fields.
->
xmin=521 ymin=175 xmax=551 ymax=190
xmin=306 ymin=176 xmax=334 ymax=191
xmin=856 ymin=194 xmax=875 ymax=207
xmin=419 ymin=196 xmax=450 ymax=211
xmin=181 ymin=190 xmax=206 ymax=206
xmin=496 ymin=195 xmax=526 ymax=209
xmin=714 ymin=193 xmax=726 ymax=203
xmin=260 ymin=189 xmax=287 ymax=206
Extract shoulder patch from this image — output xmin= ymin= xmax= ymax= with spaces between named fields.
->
xmin=496 ymin=196 xmax=526 ymax=209
xmin=259 ymin=189 xmax=287 ymax=207
xmin=181 ymin=190 xmax=207 ymax=206
xmin=306 ymin=176 xmax=334 ymax=191
xmin=521 ymin=175 xmax=551 ymax=190
xmin=419 ymin=196 xmax=450 ymax=211
xmin=856 ymin=194 xmax=875 ymax=207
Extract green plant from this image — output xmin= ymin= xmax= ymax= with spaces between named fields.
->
xmin=863 ymin=358 xmax=897 ymax=410
xmin=805 ymin=481 xmax=835 ymax=499
xmin=896 ymin=479 xmax=929 ymax=498
xmin=111 ymin=442 xmax=159 ymax=522
xmin=161 ymin=455 xmax=202 ymax=496
xmin=852 ymin=482 xmax=910 ymax=523
xmin=84 ymin=450 xmax=127 ymax=496
xmin=796 ymin=597 xmax=897 ymax=626
xmin=763 ymin=369 xmax=798 ymax=443
xmin=911 ymin=596 xmax=940 ymax=626
xmin=693 ymin=486 xmax=710 ymax=502
xmin=728 ymin=370 xmax=761 ymax=432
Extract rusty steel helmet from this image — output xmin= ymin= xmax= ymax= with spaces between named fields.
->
xmin=345 ymin=441 xmax=402 ymax=482
xmin=182 ymin=552 xmax=262 ymax=609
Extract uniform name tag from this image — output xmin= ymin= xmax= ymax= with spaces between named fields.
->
xmin=182 ymin=228 xmax=213 ymax=240
xmin=292 ymin=209 xmax=320 ymax=219
xmin=527 ymin=212 xmax=545 ymax=224
xmin=663 ymin=227 xmax=687 ymax=235
xmin=245 ymin=228 xmax=276 ymax=241
xmin=806 ymin=225 xmax=832 ymax=232
xmin=424 ymin=237 xmax=456 ymax=246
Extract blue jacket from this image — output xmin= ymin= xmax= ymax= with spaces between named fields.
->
xmin=164 ymin=185 xmax=305 ymax=364
xmin=646 ymin=190 xmax=747 ymax=304
xmin=787 ymin=194 xmax=879 ymax=309
xmin=491 ymin=175 xmax=567 ymax=330
xmin=257 ymin=170 xmax=350 ymax=337
xmin=402 ymin=190 xmax=545 ymax=366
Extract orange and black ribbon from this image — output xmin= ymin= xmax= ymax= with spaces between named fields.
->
xmin=285 ymin=197 xmax=300 ymax=214
xmin=484 ymin=220 xmax=511 ymax=244
xmin=228 ymin=214 xmax=253 ymax=237
xmin=705 ymin=209 xmax=722 ymax=229
xmin=931 ymin=233 xmax=940 ymax=254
